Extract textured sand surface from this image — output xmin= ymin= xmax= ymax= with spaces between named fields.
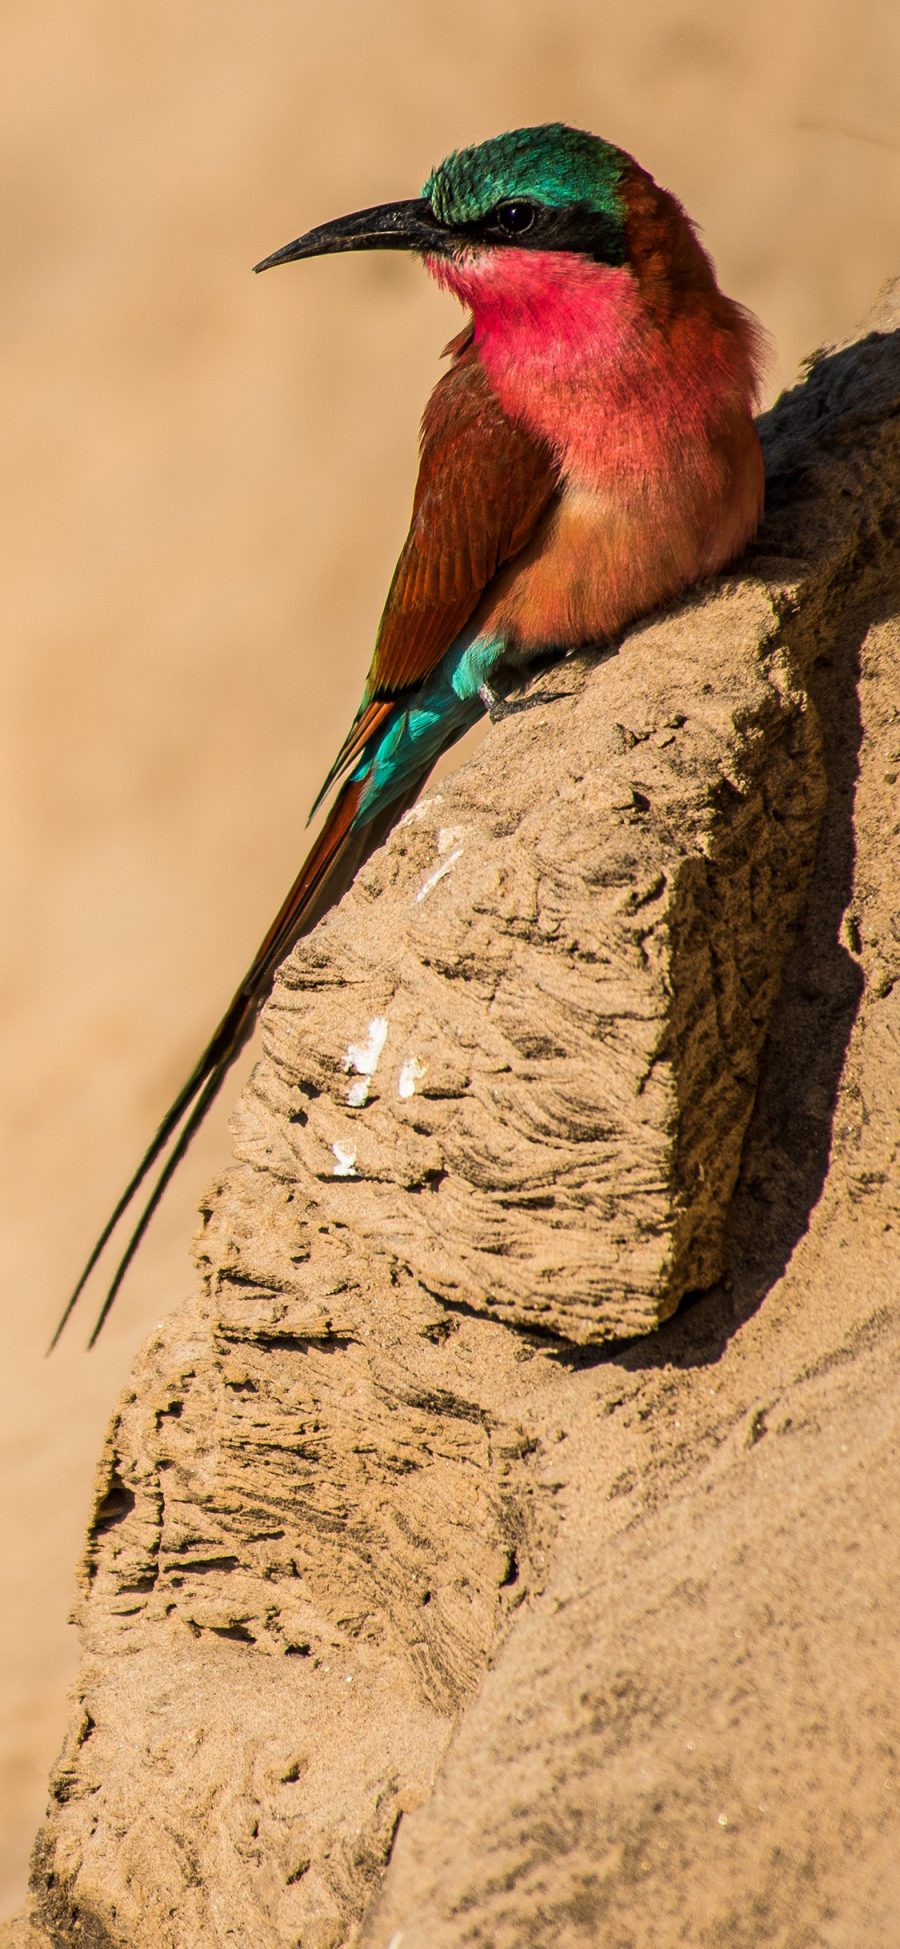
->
xmin=2 ymin=0 xmax=899 ymax=1926
xmin=17 ymin=292 xmax=900 ymax=1947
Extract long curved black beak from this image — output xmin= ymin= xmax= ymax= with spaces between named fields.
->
xmin=253 ymin=197 xmax=447 ymax=273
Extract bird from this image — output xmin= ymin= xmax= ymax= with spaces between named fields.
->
xmin=53 ymin=122 xmax=764 ymax=1349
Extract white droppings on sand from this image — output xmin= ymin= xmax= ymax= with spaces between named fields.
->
xmin=415 ymin=829 xmax=464 ymax=904
xmin=399 ymin=795 xmax=443 ymax=826
xmin=343 ymin=1015 xmax=389 ymax=1105
xmin=397 ymin=1055 xmax=426 ymax=1099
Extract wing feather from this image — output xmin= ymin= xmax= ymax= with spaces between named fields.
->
xmin=312 ymin=337 xmax=557 ymax=811
xmin=371 ymin=338 xmax=558 ymax=690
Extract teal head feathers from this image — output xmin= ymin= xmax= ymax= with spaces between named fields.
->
xmin=422 ymin=123 xmax=629 ymax=265
xmin=254 ymin=123 xmax=635 ymax=273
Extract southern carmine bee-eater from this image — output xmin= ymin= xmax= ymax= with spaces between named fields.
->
xmin=54 ymin=122 xmax=764 ymax=1349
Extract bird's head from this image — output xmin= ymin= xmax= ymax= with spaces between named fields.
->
xmin=254 ymin=123 xmax=747 ymax=381
xmin=254 ymin=124 xmax=633 ymax=283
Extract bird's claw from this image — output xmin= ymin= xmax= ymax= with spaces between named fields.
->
xmin=479 ymin=681 xmax=565 ymax=723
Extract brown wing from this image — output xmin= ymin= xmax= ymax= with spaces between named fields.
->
xmin=313 ymin=333 xmax=558 ymax=807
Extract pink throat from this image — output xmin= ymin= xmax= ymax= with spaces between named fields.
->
xmin=427 ymin=247 xmax=745 ymax=489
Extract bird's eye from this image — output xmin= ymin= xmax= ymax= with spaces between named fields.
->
xmin=495 ymin=202 xmax=537 ymax=236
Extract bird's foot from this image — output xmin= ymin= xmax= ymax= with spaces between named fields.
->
xmin=478 ymin=680 xmax=566 ymax=723
xmin=478 ymin=681 xmax=515 ymax=722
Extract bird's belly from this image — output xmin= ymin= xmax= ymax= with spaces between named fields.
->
xmin=481 ymin=418 xmax=761 ymax=660
xmin=480 ymin=486 xmax=694 ymax=657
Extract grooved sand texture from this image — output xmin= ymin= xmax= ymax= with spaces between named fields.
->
xmin=23 ymin=291 xmax=900 ymax=1947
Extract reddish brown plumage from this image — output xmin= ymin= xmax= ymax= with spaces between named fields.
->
xmin=316 ymin=336 xmax=558 ymax=805
xmin=369 ymin=338 xmax=557 ymax=694
xmin=425 ymin=163 xmax=764 ymax=659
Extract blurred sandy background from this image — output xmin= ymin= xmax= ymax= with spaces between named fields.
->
xmin=1 ymin=0 xmax=897 ymax=1917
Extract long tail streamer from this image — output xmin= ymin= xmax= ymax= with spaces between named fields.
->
xmin=52 ymin=771 xmax=420 ymax=1349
